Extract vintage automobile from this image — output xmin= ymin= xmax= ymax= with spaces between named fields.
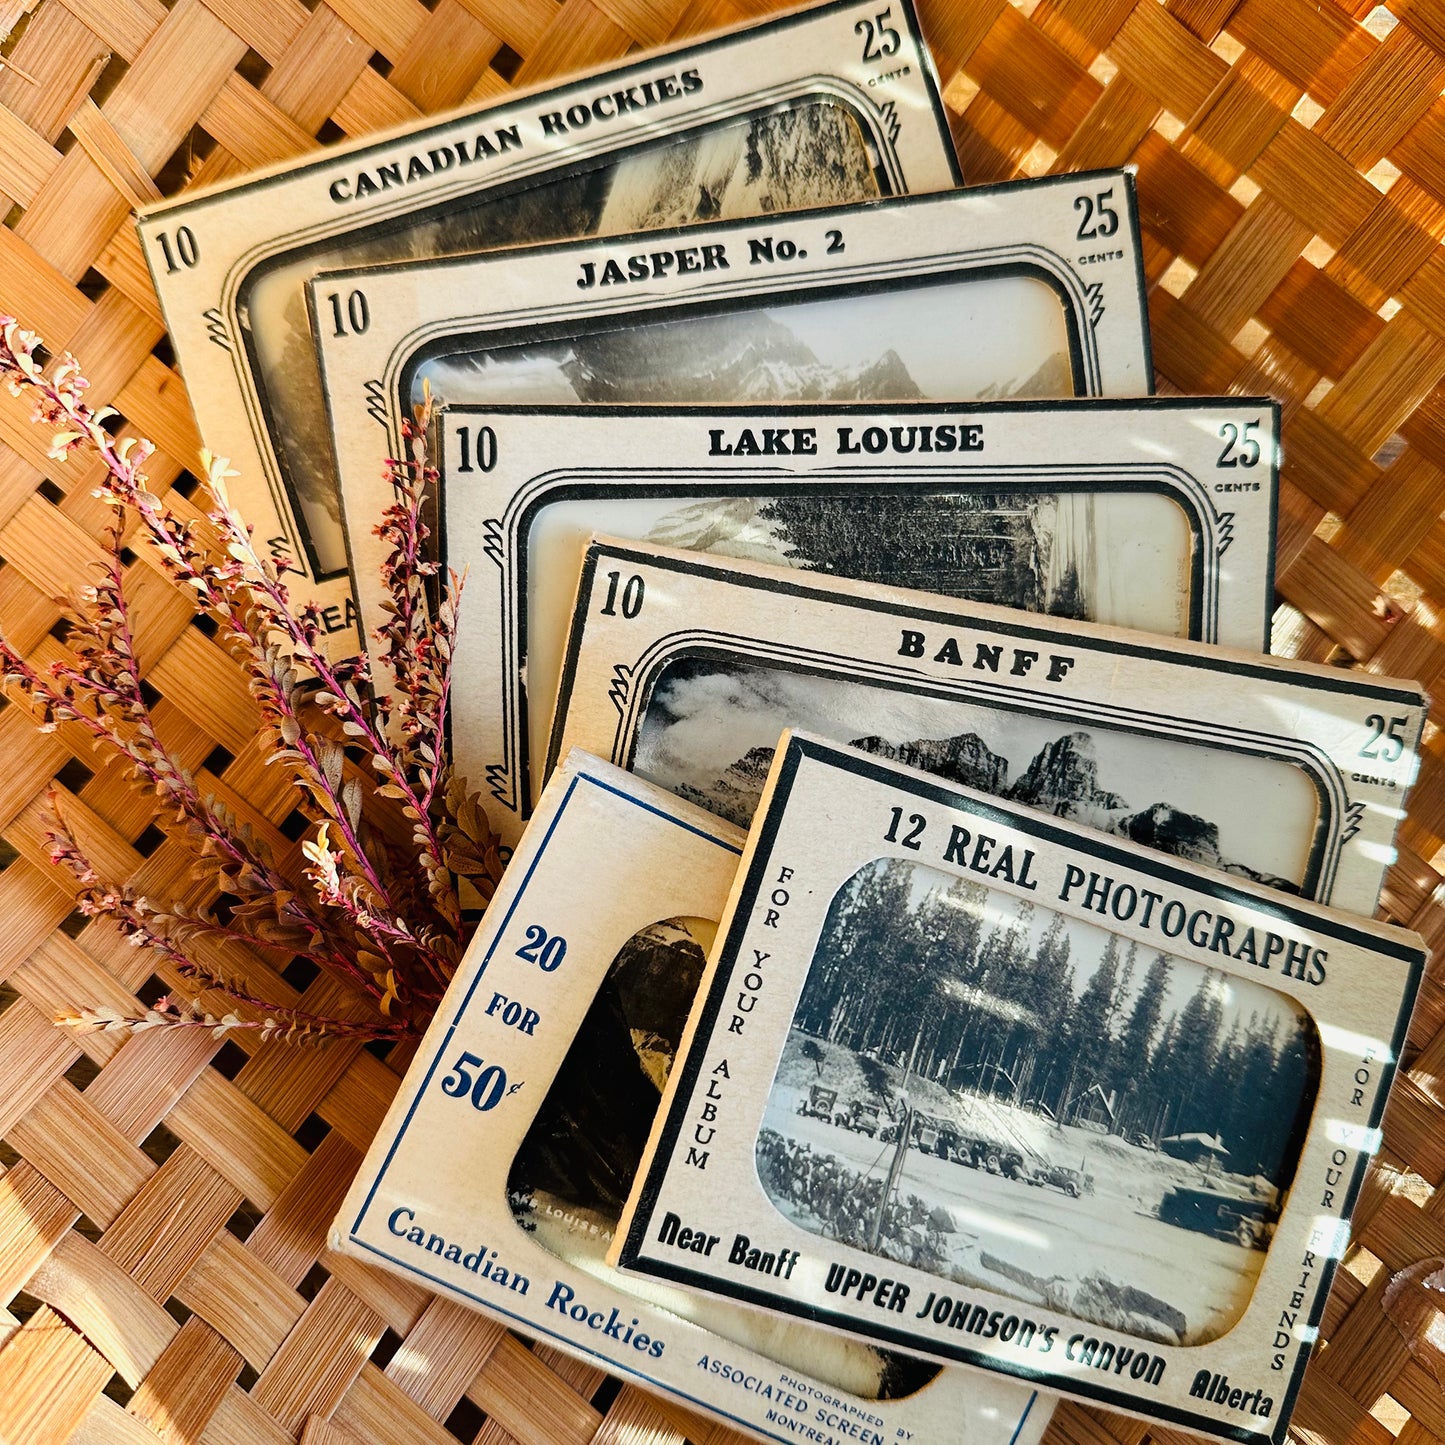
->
xmin=878 ymin=1111 xmax=950 ymax=1155
xmin=951 ymin=1130 xmax=1025 ymax=1178
xmin=835 ymin=1099 xmax=883 ymax=1137
xmin=1025 ymin=1162 xmax=1084 ymax=1197
xmin=1157 ymin=1181 xmax=1278 ymax=1248
xmin=796 ymin=1085 xmax=838 ymax=1123
xmin=914 ymin=1113 xmax=960 ymax=1157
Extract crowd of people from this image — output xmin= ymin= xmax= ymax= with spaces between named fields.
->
xmin=756 ymin=1128 xmax=952 ymax=1271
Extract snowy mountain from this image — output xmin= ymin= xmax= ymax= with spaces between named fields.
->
xmin=1005 ymin=730 xmax=1126 ymax=816
xmin=562 ymin=311 xmax=923 ymax=404
xmin=671 ymin=728 xmax=1297 ymax=890
xmin=852 ymin=732 xmax=1009 ymax=793
xmin=672 ymin=743 xmax=778 ymax=828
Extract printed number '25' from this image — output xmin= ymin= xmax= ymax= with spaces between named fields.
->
xmin=517 ymin=924 xmax=566 ymax=972
xmin=1360 ymin=713 xmax=1409 ymax=762
xmin=440 ymin=1052 xmax=507 ymax=1109
xmin=1074 ymin=189 xmax=1119 ymax=241
xmin=1217 ymin=420 xmax=1262 ymax=468
xmin=856 ymin=6 xmax=901 ymax=60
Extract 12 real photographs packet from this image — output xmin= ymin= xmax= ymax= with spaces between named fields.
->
xmin=329 ymin=530 xmax=1429 ymax=1440
xmin=608 ymin=732 xmax=1426 ymax=1445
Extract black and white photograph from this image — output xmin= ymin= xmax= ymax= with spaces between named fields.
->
xmin=248 ymin=101 xmax=889 ymax=578
xmin=506 ymin=913 xmax=941 ymax=1400
xmin=756 ymin=858 xmax=1319 ymax=1347
xmin=632 ymin=655 xmax=1320 ymax=888
xmin=410 ymin=271 xmax=1073 ymax=424
xmin=530 ymin=488 xmax=1184 ymax=622
xmin=516 ymin=488 xmax=1190 ymax=797
xmin=508 ymin=915 xmax=711 ymax=1245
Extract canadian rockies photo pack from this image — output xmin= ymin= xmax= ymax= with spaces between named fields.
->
xmin=333 ymin=750 xmax=1055 ymax=1445
xmin=137 ymin=0 xmax=961 ymax=645
xmin=613 ymin=733 xmax=1425 ymax=1445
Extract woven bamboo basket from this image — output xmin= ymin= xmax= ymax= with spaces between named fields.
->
xmin=0 ymin=0 xmax=1442 ymax=1440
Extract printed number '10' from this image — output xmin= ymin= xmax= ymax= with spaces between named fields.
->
xmin=1217 ymin=420 xmax=1261 ymax=468
xmin=440 ymin=1052 xmax=507 ymax=1109
xmin=1074 ymin=189 xmax=1119 ymax=240
xmin=156 ymin=226 xmax=199 ymax=273
xmin=856 ymin=6 xmax=901 ymax=59
xmin=600 ymin=570 xmax=645 ymax=618
xmin=456 ymin=425 xmax=497 ymax=474
xmin=1360 ymin=713 xmax=1409 ymax=762
xmin=517 ymin=923 xmax=566 ymax=971
xmin=327 ymin=290 xmax=370 ymax=337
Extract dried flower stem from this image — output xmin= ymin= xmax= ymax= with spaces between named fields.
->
xmin=0 ymin=318 xmax=504 ymax=1043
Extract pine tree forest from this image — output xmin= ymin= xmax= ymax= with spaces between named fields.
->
xmin=754 ymin=492 xmax=1088 ymax=616
xmin=793 ymin=858 xmax=1319 ymax=1182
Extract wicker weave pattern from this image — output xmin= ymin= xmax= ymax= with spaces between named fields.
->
xmin=0 ymin=0 xmax=1442 ymax=1440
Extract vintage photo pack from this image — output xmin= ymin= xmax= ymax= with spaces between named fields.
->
xmin=135 ymin=0 xmax=961 ymax=643
xmin=314 ymin=166 xmax=1154 ymax=652
xmin=426 ymin=396 xmax=1280 ymax=830
xmin=611 ymin=733 xmax=1426 ymax=1444
xmin=333 ymin=749 xmax=1055 ymax=1445
xmin=548 ymin=538 xmax=1425 ymax=914
xmin=111 ymin=0 xmax=1433 ymax=1440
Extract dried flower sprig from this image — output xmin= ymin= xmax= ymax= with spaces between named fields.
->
xmin=0 ymin=317 xmax=505 ymax=1044
xmin=48 ymin=808 xmax=412 ymax=1044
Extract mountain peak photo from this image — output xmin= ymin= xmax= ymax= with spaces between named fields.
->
xmin=663 ymin=721 xmax=1299 ymax=891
